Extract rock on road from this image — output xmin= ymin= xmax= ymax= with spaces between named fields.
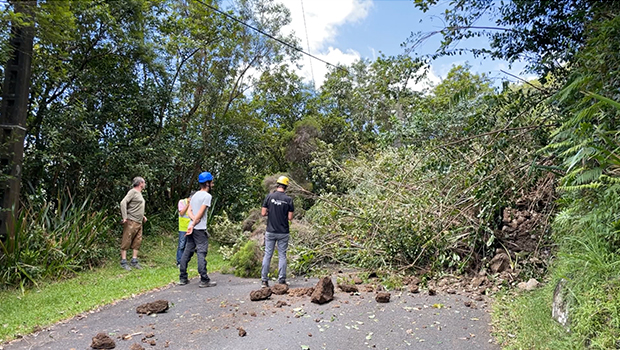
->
xmin=2 ymin=273 xmax=498 ymax=350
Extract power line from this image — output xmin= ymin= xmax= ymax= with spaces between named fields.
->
xmin=193 ymin=0 xmax=347 ymax=74
xmin=300 ymin=0 xmax=316 ymax=89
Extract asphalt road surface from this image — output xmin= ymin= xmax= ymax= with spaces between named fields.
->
xmin=2 ymin=273 xmax=499 ymax=350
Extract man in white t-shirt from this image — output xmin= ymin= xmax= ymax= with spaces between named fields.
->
xmin=178 ymin=172 xmax=217 ymax=288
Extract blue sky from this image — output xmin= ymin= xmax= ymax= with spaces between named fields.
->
xmin=275 ymin=0 xmax=534 ymax=89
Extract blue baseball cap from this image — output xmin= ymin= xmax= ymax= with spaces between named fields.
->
xmin=198 ymin=172 xmax=213 ymax=183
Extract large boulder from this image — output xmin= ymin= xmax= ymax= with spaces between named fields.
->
xmin=311 ymin=277 xmax=334 ymax=304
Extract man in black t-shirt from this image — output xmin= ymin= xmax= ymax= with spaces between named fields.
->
xmin=260 ymin=176 xmax=295 ymax=287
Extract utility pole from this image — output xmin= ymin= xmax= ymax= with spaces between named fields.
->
xmin=0 ymin=0 xmax=34 ymax=241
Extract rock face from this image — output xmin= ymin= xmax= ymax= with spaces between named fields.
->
xmin=375 ymin=292 xmax=391 ymax=303
xmin=250 ymin=287 xmax=272 ymax=301
xmin=271 ymin=283 xmax=289 ymax=295
xmin=552 ymin=278 xmax=570 ymax=330
xmin=311 ymin=277 xmax=334 ymax=304
xmin=489 ymin=252 xmax=511 ymax=273
xmin=136 ymin=300 xmax=169 ymax=315
xmin=91 ymin=333 xmax=115 ymax=349
xmin=338 ymin=284 xmax=359 ymax=293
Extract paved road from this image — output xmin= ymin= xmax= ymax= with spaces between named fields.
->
xmin=2 ymin=274 xmax=498 ymax=350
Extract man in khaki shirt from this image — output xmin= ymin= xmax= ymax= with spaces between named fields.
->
xmin=120 ymin=176 xmax=147 ymax=270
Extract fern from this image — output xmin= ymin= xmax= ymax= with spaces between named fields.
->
xmin=558 ymin=182 xmax=603 ymax=192
xmin=573 ymin=167 xmax=603 ymax=185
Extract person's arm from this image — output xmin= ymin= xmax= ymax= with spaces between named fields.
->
xmin=178 ymin=199 xmax=189 ymax=216
xmin=187 ymin=203 xmax=195 ymax=221
xmin=186 ymin=204 xmax=207 ymax=236
xmin=261 ymin=195 xmax=269 ymax=216
xmin=288 ymin=198 xmax=295 ymax=221
xmin=120 ymin=191 xmax=133 ymax=223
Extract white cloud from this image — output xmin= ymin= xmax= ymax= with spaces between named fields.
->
xmin=301 ymin=47 xmax=361 ymax=87
xmin=407 ymin=65 xmax=441 ymax=92
xmin=277 ymin=0 xmax=372 ymax=86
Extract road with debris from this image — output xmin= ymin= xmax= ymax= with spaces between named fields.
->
xmin=2 ymin=273 xmax=498 ymax=350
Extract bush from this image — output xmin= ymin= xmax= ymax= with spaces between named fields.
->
xmin=210 ymin=212 xmax=244 ymax=245
xmin=229 ymin=240 xmax=262 ymax=278
xmin=0 ymin=197 xmax=112 ymax=288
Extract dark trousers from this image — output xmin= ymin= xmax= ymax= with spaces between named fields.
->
xmin=179 ymin=229 xmax=210 ymax=282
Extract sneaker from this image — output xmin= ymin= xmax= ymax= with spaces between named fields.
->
xmin=177 ymin=279 xmax=189 ymax=285
xmin=278 ymin=279 xmax=289 ymax=285
xmin=199 ymin=281 xmax=217 ymax=288
xmin=261 ymin=281 xmax=269 ymax=288
xmin=120 ymin=260 xmax=132 ymax=271
xmin=130 ymin=259 xmax=143 ymax=270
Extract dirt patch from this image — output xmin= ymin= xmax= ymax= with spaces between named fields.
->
xmin=136 ymin=300 xmax=169 ymax=315
xmin=311 ymin=277 xmax=334 ymax=304
xmin=249 ymin=224 xmax=266 ymax=247
xmin=129 ymin=344 xmax=144 ymax=350
xmin=498 ymin=173 xmax=555 ymax=254
xmin=250 ymin=288 xmax=272 ymax=301
xmin=91 ymin=333 xmax=115 ymax=349
xmin=289 ymin=287 xmax=314 ymax=297
xmin=242 ymin=209 xmax=262 ymax=232
xmin=489 ymin=252 xmax=511 ymax=274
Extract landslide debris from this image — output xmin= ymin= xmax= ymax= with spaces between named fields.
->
xmin=375 ymin=292 xmax=390 ymax=303
xmin=311 ymin=277 xmax=334 ymax=304
xmin=271 ymin=283 xmax=289 ymax=295
xmin=136 ymin=300 xmax=169 ymax=315
xmin=338 ymin=284 xmax=358 ymax=293
xmin=250 ymin=287 xmax=272 ymax=301
xmin=91 ymin=333 xmax=115 ymax=349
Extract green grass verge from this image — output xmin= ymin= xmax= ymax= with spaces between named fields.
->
xmin=0 ymin=232 xmax=228 ymax=342
xmin=492 ymin=286 xmax=573 ymax=349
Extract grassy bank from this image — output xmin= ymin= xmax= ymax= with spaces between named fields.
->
xmin=0 ymin=232 xmax=227 ymax=342
xmin=493 ymin=185 xmax=620 ymax=349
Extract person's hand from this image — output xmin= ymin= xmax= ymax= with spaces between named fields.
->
xmin=122 ymin=218 xmax=127 ymax=224
xmin=143 ymin=216 xmax=148 ymax=223
xmin=186 ymin=225 xmax=193 ymax=236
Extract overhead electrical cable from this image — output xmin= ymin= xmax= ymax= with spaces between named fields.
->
xmin=300 ymin=0 xmax=316 ymax=88
xmin=193 ymin=0 xmax=347 ymax=73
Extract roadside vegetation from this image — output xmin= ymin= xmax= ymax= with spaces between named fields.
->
xmin=0 ymin=0 xmax=619 ymax=348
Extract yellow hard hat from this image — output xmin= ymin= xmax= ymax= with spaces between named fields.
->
xmin=276 ymin=176 xmax=290 ymax=186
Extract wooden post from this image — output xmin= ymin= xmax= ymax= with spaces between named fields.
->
xmin=0 ymin=0 xmax=34 ymax=241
